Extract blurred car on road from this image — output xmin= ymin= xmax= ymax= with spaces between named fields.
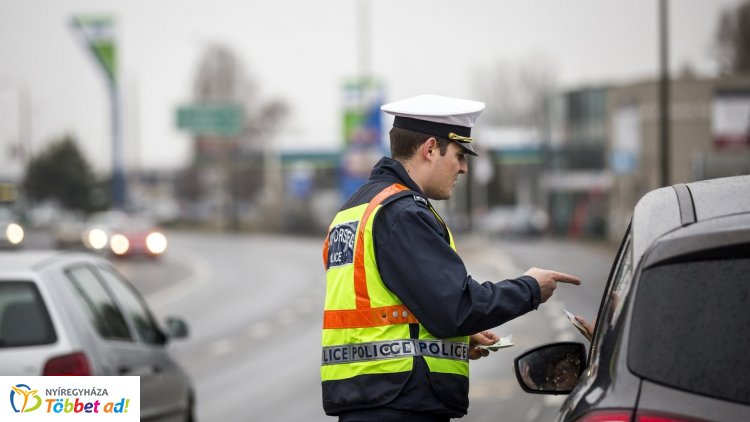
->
xmin=0 ymin=207 xmax=25 ymax=249
xmin=0 ymin=250 xmax=194 ymax=421
xmin=477 ymin=205 xmax=549 ymax=237
xmin=514 ymin=174 xmax=750 ymax=421
xmin=50 ymin=211 xmax=86 ymax=249
xmin=82 ymin=210 xmax=168 ymax=259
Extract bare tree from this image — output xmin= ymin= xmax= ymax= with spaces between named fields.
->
xmin=194 ymin=45 xmax=252 ymax=101
xmin=188 ymin=44 xmax=290 ymax=230
xmin=193 ymin=44 xmax=288 ymax=149
xmin=472 ymin=55 xmax=558 ymax=128
xmin=715 ymin=0 xmax=750 ymax=75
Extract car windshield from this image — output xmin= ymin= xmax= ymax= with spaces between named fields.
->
xmin=628 ymin=253 xmax=750 ymax=405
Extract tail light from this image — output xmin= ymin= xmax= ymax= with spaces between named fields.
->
xmin=637 ymin=414 xmax=706 ymax=422
xmin=43 ymin=352 xmax=91 ymax=376
xmin=577 ymin=410 xmax=707 ymax=422
xmin=576 ymin=411 xmax=631 ymax=422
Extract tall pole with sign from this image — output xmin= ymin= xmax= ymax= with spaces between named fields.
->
xmin=71 ymin=15 xmax=126 ymax=208
xmin=339 ymin=1 xmax=385 ymax=199
xmin=658 ymin=0 xmax=670 ymax=187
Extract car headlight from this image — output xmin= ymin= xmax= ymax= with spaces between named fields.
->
xmin=6 ymin=223 xmax=24 ymax=245
xmin=87 ymin=229 xmax=109 ymax=250
xmin=146 ymin=232 xmax=167 ymax=255
xmin=110 ymin=234 xmax=130 ymax=255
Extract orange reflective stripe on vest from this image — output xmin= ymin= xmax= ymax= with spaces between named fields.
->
xmin=323 ymin=304 xmax=418 ymax=329
xmin=353 ymin=183 xmax=408 ymax=308
xmin=323 ymin=183 xmax=412 ymax=329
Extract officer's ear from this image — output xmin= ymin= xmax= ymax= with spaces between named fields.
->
xmin=420 ymin=137 xmax=438 ymax=162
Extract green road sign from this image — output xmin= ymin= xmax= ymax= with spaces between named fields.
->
xmin=177 ymin=104 xmax=244 ymax=137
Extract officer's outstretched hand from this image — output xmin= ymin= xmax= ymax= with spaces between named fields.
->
xmin=468 ymin=331 xmax=499 ymax=360
xmin=524 ymin=267 xmax=581 ymax=303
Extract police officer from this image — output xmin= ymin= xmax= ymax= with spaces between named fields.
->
xmin=321 ymin=95 xmax=581 ymax=421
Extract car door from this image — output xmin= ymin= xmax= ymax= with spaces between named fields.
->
xmin=64 ymin=264 xmax=180 ymax=420
xmin=64 ymin=264 xmax=139 ymax=378
xmin=94 ymin=264 xmax=190 ymax=421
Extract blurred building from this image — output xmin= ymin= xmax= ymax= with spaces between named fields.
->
xmin=173 ymin=65 xmax=750 ymax=239
xmin=607 ymin=74 xmax=750 ymax=240
xmin=455 ymin=126 xmax=544 ymax=234
xmin=467 ymin=74 xmax=750 ymax=242
xmin=540 ymin=86 xmax=612 ymax=238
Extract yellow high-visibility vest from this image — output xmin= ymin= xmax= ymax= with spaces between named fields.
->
xmin=321 ymin=183 xmax=469 ymax=412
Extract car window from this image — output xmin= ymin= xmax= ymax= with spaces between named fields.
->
xmin=590 ymin=227 xmax=633 ymax=355
xmin=601 ymin=233 xmax=633 ymax=329
xmin=0 ymin=282 xmax=56 ymax=347
xmin=65 ymin=266 xmax=132 ymax=341
xmin=575 ymin=225 xmax=636 ymax=393
xmin=629 ymin=254 xmax=750 ymax=405
xmin=97 ymin=266 xmax=166 ymax=346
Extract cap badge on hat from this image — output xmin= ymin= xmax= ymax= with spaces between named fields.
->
xmin=448 ymin=132 xmax=473 ymax=143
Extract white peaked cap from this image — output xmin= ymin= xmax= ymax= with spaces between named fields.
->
xmin=381 ymin=95 xmax=485 ymax=156
xmin=381 ymin=95 xmax=485 ymax=127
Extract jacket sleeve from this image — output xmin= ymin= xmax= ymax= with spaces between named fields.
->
xmin=374 ymin=201 xmax=541 ymax=338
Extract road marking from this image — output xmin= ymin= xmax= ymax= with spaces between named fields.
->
xmin=278 ymin=312 xmax=296 ymax=326
xmin=524 ymin=402 xmax=542 ymax=421
xmin=556 ymin=331 xmax=577 ymax=342
xmin=474 ymin=239 xmax=581 ymax=421
xmin=249 ymin=321 xmax=272 ymax=339
xmin=293 ymin=297 xmax=317 ymax=314
xmin=147 ymin=249 xmax=212 ymax=309
xmin=209 ymin=339 xmax=234 ymax=356
xmin=468 ymin=378 xmax=517 ymax=400
xmin=544 ymin=395 xmax=566 ymax=406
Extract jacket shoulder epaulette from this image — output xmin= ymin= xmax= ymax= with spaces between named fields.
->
xmin=412 ymin=194 xmax=428 ymax=207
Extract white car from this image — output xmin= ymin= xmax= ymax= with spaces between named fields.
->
xmin=0 ymin=250 xmax=194 ymax=421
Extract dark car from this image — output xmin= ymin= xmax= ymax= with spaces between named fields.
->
xmin=514 ymin=175 xmax=750 ymax=421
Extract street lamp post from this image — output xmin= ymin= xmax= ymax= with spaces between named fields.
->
xmin=658 ymin=0 xmax=671 ymax=187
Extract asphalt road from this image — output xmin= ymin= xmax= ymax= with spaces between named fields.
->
xmin=106 ymin=230 xmax=616 ymax=421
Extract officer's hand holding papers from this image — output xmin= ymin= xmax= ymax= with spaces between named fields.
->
xmin=477 ymin=334 xmax=514 ymax=351
xmin=468 ymin=331 xmax=514 ymax=359
xmin=468 ymin=330 xmax=502 ymax=359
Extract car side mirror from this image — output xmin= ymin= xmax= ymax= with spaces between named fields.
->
xmin=514 ymin=342 xmax=586 ymax=395
xmin=164 ymin=317 xmax=189 ymax=339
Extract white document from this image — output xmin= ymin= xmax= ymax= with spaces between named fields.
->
xmin=477 ymin=334 xmax=514 ymax=351
xmin=564 ymin=308 xmax=590 ymax=338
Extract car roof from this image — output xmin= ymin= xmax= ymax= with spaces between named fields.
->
xmin=0 ymin=250 xmax=102 ymax=274
xmin=632 ymin=174 xmax=750 ymax=267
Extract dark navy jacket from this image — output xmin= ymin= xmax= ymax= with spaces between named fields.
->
xmin=333 ymin=157 xmax=541 ymax=420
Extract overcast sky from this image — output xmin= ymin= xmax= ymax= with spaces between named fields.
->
xmin=0 ymin=0 xmax=742 ymax=174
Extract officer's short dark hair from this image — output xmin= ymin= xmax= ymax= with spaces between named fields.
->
xmin=389 ymin=127 xmax=451 ymax=160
